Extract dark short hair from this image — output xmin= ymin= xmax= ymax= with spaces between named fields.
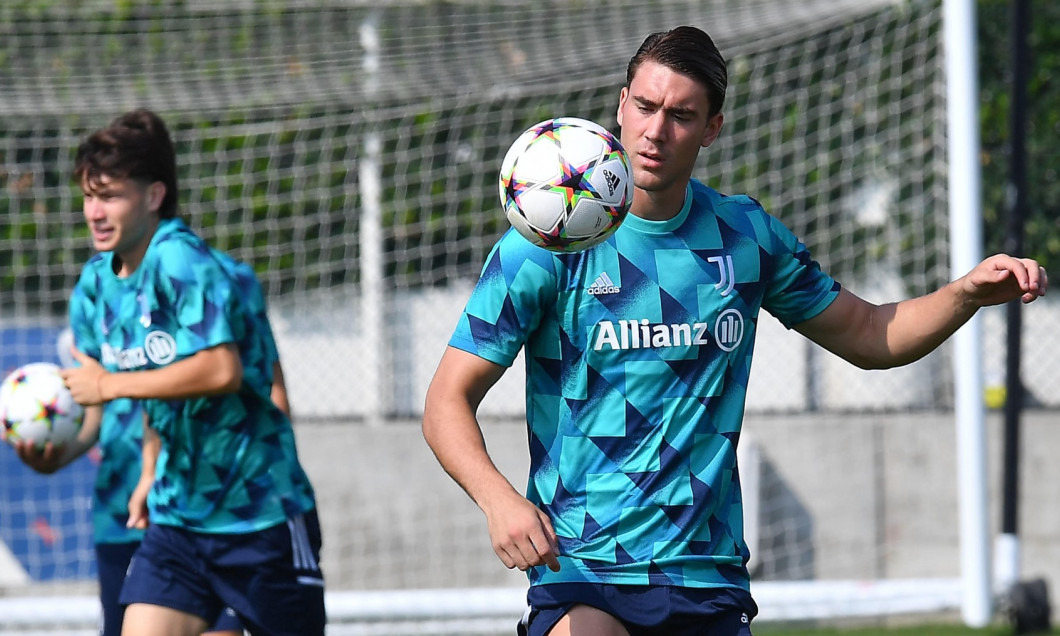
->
xmin=626 ymin=26 xmax=728 ymax=119
xmin=73 ymin=108 xmax=179 ymax=219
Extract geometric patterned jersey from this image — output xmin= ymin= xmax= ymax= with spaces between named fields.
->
xmin=70 ymin=218 xmax=315 ymax=534
xmin=449 ymin=180 xmax=839 ymax=590
xmin=85 ymin=246 xmax=286 ymax=543
xmin=90 ymin=395 xmax=144 ymax=544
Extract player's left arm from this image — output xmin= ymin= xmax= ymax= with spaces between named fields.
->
xmin=127 ymin=413 xmax=159 ymax=530
xmin=795 ymin=254 xmax=1047 ymax=369
xmin=270 ymin=360 xmax=291 ymax=417
xmin=60 ymin=343 xmax=243 ymax=406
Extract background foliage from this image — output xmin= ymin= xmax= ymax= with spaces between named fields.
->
xmin=0 ymin=0 xmax=1054 ymax=314
xmin=978 ymin=0 xmax=1059 ymax=269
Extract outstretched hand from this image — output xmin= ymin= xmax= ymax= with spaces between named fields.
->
xmin=963 ymin=254 xmax=1047 ymax=308
xmin=58 ymin=348 xmax=107 ymax=406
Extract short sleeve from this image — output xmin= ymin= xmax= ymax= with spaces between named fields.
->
xmin=448 ymin=229 xmax=559 ymax=367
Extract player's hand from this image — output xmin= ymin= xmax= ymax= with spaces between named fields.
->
xmin=59 ymin=348 xmax=108 ymax=406
xmin=482 ymin=491 xmax=561 ymax=572
xmin=13 ymin=440 xmax=63 ymax=474
xmin=962 ymin=254 xmax=1047 ymax=307
xmin=127 ymin=479 xmax=152 ymax=530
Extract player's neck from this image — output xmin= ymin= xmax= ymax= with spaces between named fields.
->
xmin=113 ymin=221 xmax=160 ymax=278
xmin=114 ymin=248 xmax=146 ymax=278
xmin=629 ymin=184 xmax=687 ymax=222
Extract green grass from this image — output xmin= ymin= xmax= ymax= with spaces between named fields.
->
xmin=758 ymin=624 xmax=1058 ymax=636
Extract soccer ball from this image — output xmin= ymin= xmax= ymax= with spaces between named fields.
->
xmin=0 ymin=362 xmax=83 ymax=449
xmin=499 ymin=117 xmax=634 ymax=252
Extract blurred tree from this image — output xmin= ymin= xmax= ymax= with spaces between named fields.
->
xmin=978 ymin=0 xmax=1059 ymax=270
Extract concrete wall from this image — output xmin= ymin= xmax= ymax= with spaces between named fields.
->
xmin=294 ymin=410 xmax=1060 ymax=612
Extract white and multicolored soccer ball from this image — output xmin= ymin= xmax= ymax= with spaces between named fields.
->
xmin=499 ymin=117 xmax=634 ymax=252
xmin=0 ymin=362 xmax=83 ymax=449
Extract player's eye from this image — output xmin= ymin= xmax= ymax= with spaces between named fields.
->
xmin=632 ymin=99 xmax=655 ymax=114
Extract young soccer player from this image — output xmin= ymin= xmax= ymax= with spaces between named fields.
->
xmin=422 ymin=26 xmax=1048 ymax=636
xmin=57 ymin=108 xmax=325 ymax=636
xmin=18 ymin=246 xmax=286 ymax=636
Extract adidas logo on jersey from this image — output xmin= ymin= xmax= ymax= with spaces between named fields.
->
xmin=587 ymin=272 xmax=620 ymax=295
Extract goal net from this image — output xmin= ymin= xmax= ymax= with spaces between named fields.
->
xmin=4 ymin=0 xmax=1049 ymax=633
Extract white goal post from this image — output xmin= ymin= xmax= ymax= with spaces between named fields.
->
xmin=0 ymin=0 xmax=1029 ymax=632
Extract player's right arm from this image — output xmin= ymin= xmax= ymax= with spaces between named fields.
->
xmin=13 ymin=404 xmax=102 ymax=474
xmin=422 ymin=346 xmax=560 ymax=573
xmin=61 ymin=343 xmax=242 ymax=406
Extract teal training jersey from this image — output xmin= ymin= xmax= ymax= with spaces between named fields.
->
xmin=69 ymin=218 xmax=314 ymax=534
xmin=81 ymin=249 xmax=284 ymax=544
xmin=449 ymin=180 xmax=840 ymax=590
xmin=91 ymin=397 xmax=143 ymax=544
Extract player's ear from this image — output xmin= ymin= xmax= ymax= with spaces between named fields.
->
xmin=616 ymin=86 xmax=629 ymax=127
xmin=146 ymin=181 xmax=166 ymax=213
xmin=701 ymin=112 xmax=724 ymax=148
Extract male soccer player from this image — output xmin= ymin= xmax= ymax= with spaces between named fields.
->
xmin=18 ymin=246 xmax=286 ymax=636
xmin=422 ymin=26 xmax=1048 ymax=636
xmin=59 ymin=108 xmax=325 ymax=636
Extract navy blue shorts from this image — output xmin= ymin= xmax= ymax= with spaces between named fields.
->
xmin=518 ymin=583 xmax=757 ymax=636
xmin=97 ymin=542 xmax=244 ymax=636
xmin=120 ymin=509 xmax=326 ymax=636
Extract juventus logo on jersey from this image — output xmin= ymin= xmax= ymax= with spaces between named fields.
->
xmin=708 ymin=255 xmax=735 ymax=296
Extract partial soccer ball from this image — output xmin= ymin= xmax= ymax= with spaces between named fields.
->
xmin=0 ymin=362 xmax=83 ymax=449
xmin=499 ymin=117 xmax=634 ymax=252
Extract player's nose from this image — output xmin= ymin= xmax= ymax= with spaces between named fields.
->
xmin=83 ymin=198 xmax=108 ymax=222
